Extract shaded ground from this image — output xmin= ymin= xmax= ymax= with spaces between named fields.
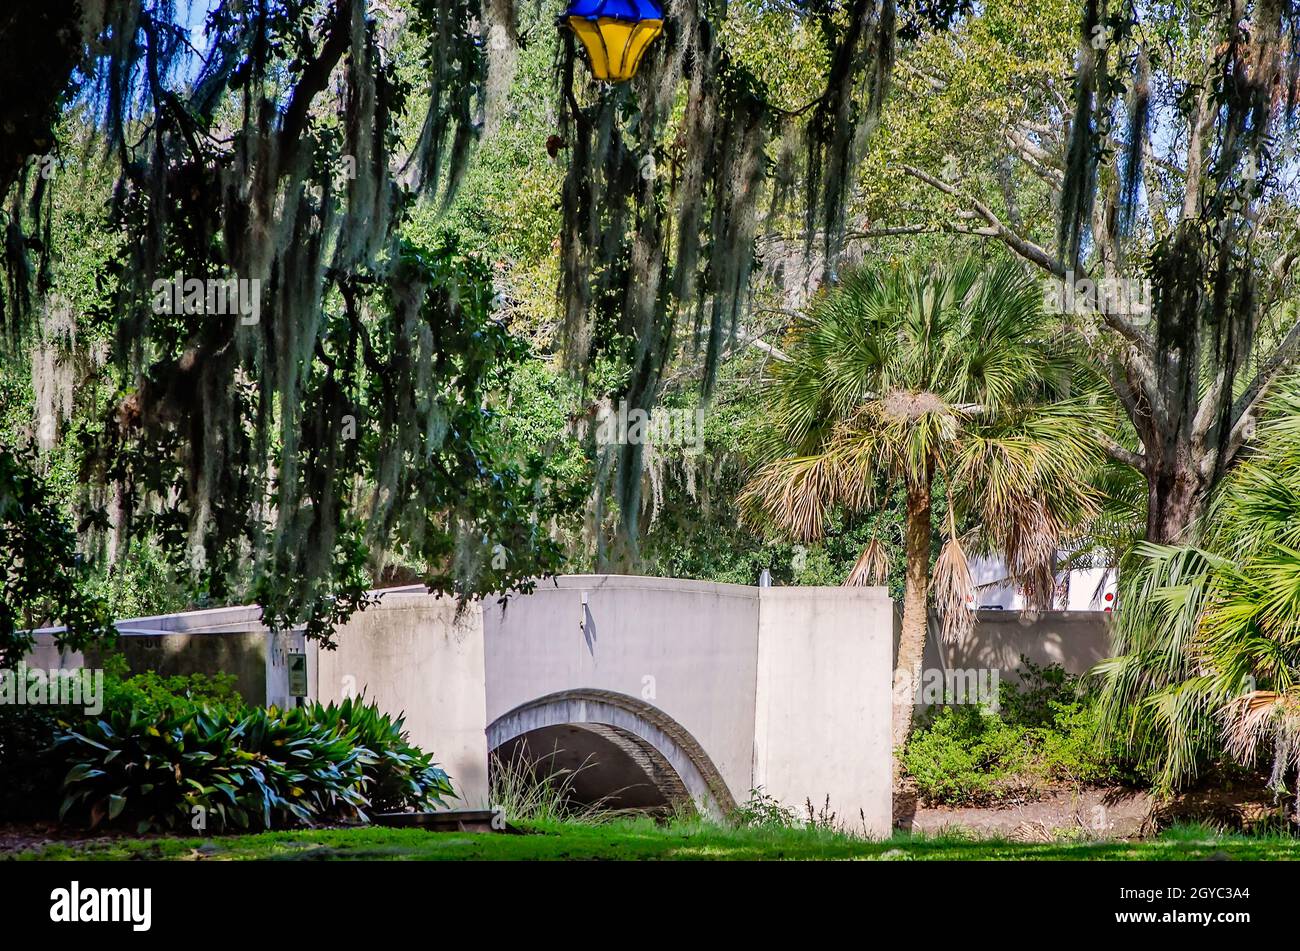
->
xmin=6 ymin=819 xmax=1300 ymax=861
xmin=909 ymin=787 xmax=1153 ymax=840
xmin=900 ymin=776 xmax=1290 ymax=840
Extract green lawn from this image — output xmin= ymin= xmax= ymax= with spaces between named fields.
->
xmin=11 ymin=819 xmax=1300 ymax=861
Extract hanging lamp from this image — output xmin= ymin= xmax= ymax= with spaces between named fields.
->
xmin=565 ymin=0 xmax=664 ymax=82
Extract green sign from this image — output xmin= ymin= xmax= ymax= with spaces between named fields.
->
xmin=287 ymin=652 xmax=308 ymax=698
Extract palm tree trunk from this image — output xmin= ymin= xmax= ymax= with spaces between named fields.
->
xmin=893 ymin=476 xmax=931 ymax=773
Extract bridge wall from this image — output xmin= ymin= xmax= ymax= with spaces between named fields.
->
xmin=483 ymin=577 xmax=894 ymax=833
xmin=754 ymin=586 xmax=893 ymax=834
xmin=27 ymin=576 xmax=899 ymax=833
xmin=482 ymin=576 xmax=762 ymax=810
xmin=316 ymin=592 xmax=490 ymax=807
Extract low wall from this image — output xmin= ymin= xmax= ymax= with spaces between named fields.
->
xmin=891 ymin=608 xmax=1113 ymax=695
xmin=939 ymin=610 xmax=1113 ymax=682
xmin=27 ymin=605 xmax=294 ymax=708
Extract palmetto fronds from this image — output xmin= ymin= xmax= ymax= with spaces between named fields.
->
xmin=845 ymin=536 xmax=890 ymax=587
xmin=932 ymin=533 xmax=975 ymax=642
xmin=1094 ymin=371 xmax=1300 ymax=797
xmin=742 ymin=257 xmax=1108 ymax=634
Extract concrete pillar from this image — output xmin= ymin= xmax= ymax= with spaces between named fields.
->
xmin=753 ymin=585 xmax=893 ymax=837
xmin=316 ymin=593 xmax=490 ymax=807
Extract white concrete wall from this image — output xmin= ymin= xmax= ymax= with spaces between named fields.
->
xmin=482 ymin=575 xmax=762 ymax=806
xmin=754 ymin=586 xmax=893 ymax=837
xmin=315 ymin=592 xmax=490 ymax=807
xmin=26 ymin=577 xmax=900 ymax=831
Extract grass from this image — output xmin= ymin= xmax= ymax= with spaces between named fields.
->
xmin=10 ymin=818 xmax=1300 ymax=861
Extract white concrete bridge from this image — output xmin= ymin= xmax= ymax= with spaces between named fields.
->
xmin=31 ymin=576 xmax=895 ymax=834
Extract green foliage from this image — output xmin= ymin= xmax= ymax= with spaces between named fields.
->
xmin=1094 ymin=372 xmax=1300 ymax=795
xmin=85 ymin=541 xmax=192 ymax=621
xmin=1 ymin=659 xmax=243 ymax=823
xmin=100 ymin=654 xmax=246 ymax=721
xmin=0 ymin=703 xmax=78 ymax=821
xmin=292 ymin=695 xmax=454 ymax=814
xmin=488 ymin=744 xmax=606 ymax=824
xmin=55 ymin=698 xmax=454 ymax=833
xmin=742 ymin=258 xmax=1111 ymax=643
xmin=0 ymin=446 xmax=113 ymax=668
xmin=731 ymin=787 xmax=799 ymax=829
xmin=56 ymin=706 xmax=370 ymax=832
xmin=903 ymin=662 xmax=1134 ymax=805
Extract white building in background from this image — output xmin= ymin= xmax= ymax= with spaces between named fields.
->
xmin=967 ymin=554 xmax=1117 ymax=612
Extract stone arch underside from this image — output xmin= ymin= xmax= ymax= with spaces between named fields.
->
xmin=486 ymin=689 xmax=737 ymax=817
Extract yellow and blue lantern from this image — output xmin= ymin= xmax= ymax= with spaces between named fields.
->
xmin=565 ymin=0 xmax=664 ymax=82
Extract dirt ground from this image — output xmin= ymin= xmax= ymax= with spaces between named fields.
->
xmin=899 ymin=776 xmax=1292 ymax=839
xmin=902 ymin=786 xmax=1154 ymax=840
xmin=0 ymin=822 xmax=122 ymax=856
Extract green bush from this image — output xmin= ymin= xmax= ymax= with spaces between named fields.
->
xmin=286 ymin=695 xmax=454 ymax=814
xmin=100 ymin=653 xmax=247 ymax=720
xmin=0 ymin=659 xmax=249 ymax=823
xmin=732 ymin=787 xmax=799 ymax=829
xmin=903 ymin=660 xmax=1135 ymax=806
xmin=53 ymin=697 xmax=454 ymax=833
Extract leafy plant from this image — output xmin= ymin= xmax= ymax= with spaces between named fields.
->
xmin=100 ymin=653 xmax=246 ymax=720
xmin=1 ymin=446 xmax=112 ymax=668
xmin=1094 ymin=372 xmax=1300 ymax=798
xmin=732 ymin=787 xmax=799 ymax=829
xmin=0 ymin=703 xmax=77 ymax=821
xmin=903 ymin=662 xmax=1136 ymax=805
xmin=54 ymin=699 xmax=454 ymax=833
xmin=288 ymin=695 xmax=454 ymax=813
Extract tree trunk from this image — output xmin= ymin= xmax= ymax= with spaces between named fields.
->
xmin=1144 ymin=445 xmax=1208 ymax=546
xmin=892 ymin=476 xmax=932 ymax=775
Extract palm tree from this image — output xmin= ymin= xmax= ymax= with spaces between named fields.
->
xmin=1093 ymin=372 xmax=1300 ymax=804
xmin=740 ymin=258 xmax=1109 ymax=761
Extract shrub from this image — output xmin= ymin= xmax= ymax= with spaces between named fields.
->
xmin=903 ymin=706 xmax=1040 ymax=804
xmin=54 ymin=698 xmax=454 ymax=833
xmin=0 ymin=659 xmax=247 ymax=823
xmin=100 ymin=653 xmax=246 ymax=720
xmin=902 ymin=660 xmax=1135 ymax=806
xmin=0 ymin=703 xmax=78 ymax=821
xmin=732 ymin=787 xmax=799 ymax=829
xmin=287 ymin=695 xmax=454 ymax=813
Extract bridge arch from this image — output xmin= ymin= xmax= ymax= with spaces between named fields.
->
xmin=486 ymin=689 xmax=737 ymax=817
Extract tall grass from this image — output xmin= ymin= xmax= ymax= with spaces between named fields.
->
xmin=489 ymin=742 xmax=612 ymax=824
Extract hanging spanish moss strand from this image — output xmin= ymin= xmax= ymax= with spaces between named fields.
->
xmin=803 ymin=0 xmax=895 ymax=284
xmin=1117 ymin=45 xmax=1149 ymax=239
xmin=0 ymin=0 xmax=573 ymax=641
xmin=1057 ymin=0 xmax=1103 ymax=271
xmin=558 ymin=0 xmax=902 ymax=564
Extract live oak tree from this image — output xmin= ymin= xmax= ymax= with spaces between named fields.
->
xmin=0 ymin=0 xmax=565 ymax=643
xmin=856 ymin=0 xmax=1300 ymax=546
xmin=1 ymin=0 xmax=968 ymax=638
